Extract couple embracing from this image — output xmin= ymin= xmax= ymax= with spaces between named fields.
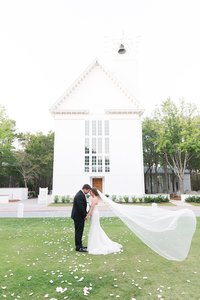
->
xmin=71 ymin=184 xmax=122 ymax=255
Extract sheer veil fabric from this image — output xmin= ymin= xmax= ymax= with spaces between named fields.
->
xmin=98 ymin=191 xmax=196 ymax=261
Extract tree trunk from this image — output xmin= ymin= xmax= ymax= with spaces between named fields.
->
xmin=163 ymin=164 xmax=168 ymax=193
xmin=179 ymin=175 xmax=184 ymax=194
xmin=150 ymin=168 xmax=153 ymax=194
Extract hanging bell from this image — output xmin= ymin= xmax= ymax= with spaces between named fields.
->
xmin=118 ymin=43 xmax=126 ymax=54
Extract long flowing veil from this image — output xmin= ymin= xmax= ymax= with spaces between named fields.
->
xmin=98 ymin=191 xmax=196 ymax=261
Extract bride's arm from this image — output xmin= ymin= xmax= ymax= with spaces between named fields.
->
xmin=85 ymin=198 xmax=97 ymax=220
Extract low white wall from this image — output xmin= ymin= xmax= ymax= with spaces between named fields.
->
xmin=0 ymin=194 xmax=9 ymax=203
xmin=0 ymin=188 xmax=28 ymax=201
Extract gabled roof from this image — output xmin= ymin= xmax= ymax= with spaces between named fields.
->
xmin=50 ymin=59 xmax=144 ymax=115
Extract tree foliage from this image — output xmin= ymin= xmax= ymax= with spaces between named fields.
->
xmin=153 ymin=98 xmax=200 ymax=193
xmin=16 ymin=132 xmax=54 ymax=193
xmin=0 ymin=105 xmax=16 ymax=179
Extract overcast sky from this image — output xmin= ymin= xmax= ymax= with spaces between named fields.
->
xmin=0 ymin=0 xmax=200 ymax=133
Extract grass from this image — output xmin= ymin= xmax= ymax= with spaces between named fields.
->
xmin=0 ymin=217 xmax=199 ymax=300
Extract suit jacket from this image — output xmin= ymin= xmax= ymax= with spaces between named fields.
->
xmin=71 ymin=190 xmax=87 ymax=221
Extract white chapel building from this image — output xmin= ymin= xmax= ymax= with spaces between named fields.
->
xmin=50 ymin=40 xmax=145 ymax=197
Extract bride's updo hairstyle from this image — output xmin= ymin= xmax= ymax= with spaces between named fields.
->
xmin=91 ymin=187 xmax=99 ymax=196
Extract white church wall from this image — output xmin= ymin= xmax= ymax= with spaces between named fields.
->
xmin=52 ymin=119 xmax=89 ymax=196
xmin=105 ymin=117 xmax=144 ymax=196
xmin=51 ymin=59 xmax=145 ymax=198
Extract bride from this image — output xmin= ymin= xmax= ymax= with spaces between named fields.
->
xmin=86 ymin=188 xmax=196 ymax=261
xmin=85 ymin=187 xmax=122 ymax=255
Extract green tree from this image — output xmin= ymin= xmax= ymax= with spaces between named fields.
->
xmin=0 ymin=105 xmax=16 ymax=184
xmin=142 ymin=118 xmax=162 ymax=193
xmin=154 ymin=98 xmax=200 ymax=194
xmin=17 ymin=132 xmax=54 ymax=194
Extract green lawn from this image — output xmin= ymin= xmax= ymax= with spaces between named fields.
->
xmin=0 ymin=217 xmax=199 ymax=300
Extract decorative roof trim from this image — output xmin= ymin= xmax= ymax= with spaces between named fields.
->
xmin=105 ymin=109 xmax=143 ymax=115
xmin=50 ymin=58 xmax=144 ymax=114
xmin=52 ymin=110 xmax=89 ymax=115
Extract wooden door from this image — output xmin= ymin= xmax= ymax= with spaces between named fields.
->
xmin=92 ymin=178 xmax=103 ymax=192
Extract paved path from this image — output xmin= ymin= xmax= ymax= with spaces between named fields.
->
xmin=0 ymin=198 xmax=200 ymax=218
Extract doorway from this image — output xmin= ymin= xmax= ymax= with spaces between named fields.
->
xmin=92 ymin=178 xmax=103 ymax=192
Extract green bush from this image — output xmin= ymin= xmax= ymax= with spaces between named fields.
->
xmin=138 ymin=197 xmax=143 ymax=203
xmin=123 ymin=195 xmax=129 ymax=203
xmin=185 ymin=196 xmax=200 ymax=203
xmin=54 ymin=195 xmax=59 ymax=203
xmin=61 ymin=196 xmax=65 ymax=203
xmin=144 ymin=195 xmax=169 ymax=203
xmin=131 ymin=196 xmax=137 ymax=203
xmin=65 ymin=195 xmax=71 ymax=203
xmin=112 ymin=195 xmax=117 ymax=202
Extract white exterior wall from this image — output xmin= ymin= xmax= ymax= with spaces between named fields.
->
xmin=106 ymin=117 xmax=144 ymax=196
xmin=52 ymin=114 xmax=144 ymax=197
xmin=0 ymin=188 xmax=28 ymax=201
xmin=52 ymin=119 xmax=89 ymax=196
xmin=51 ymin=60 xmax=145 ymax=197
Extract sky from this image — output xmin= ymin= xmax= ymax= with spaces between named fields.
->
xmin=0 ymin=0 xmax=200 ymax=133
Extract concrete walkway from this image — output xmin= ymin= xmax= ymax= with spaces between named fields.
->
xmin=0 ymin=198 xmax=200 ymax=218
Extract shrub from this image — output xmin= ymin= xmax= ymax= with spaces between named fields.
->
xmin=118 ymin=196 xmax=124 ymax=203
xmin=54 ymin=195 xmax=59 ymax=203
xmin=65 ymin=195 xmax=71 ymax=203
xmin=138 ymin=197 xmax=143 ymax=203
xmin=112 ymin=195 xmax=117 ymax=202
xmin=131 ymin=196 xmax=137 ymax=203
xmin=123 ymin=195 xmax=129 ymax=203
xmin=61 ymin=196 xmax=66 ymax=203
xmin=144 ymin=195 xmax=169 ymax=203
xmin=28 ymin=191 xmax=37 ymax=199
xmin=185 ymin=196 xmax=200 ymax=203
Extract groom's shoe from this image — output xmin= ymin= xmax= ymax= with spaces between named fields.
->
xmin=76 ymin=247 xmax=88 ymax=252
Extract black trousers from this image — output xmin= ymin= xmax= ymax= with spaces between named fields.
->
xmin=73 ymin=218 xmax=85 ymax=250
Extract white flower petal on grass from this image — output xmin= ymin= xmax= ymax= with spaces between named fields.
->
xmin=186 ymin=280 xmax=191 ymax=283
xmin=44 ymin=294 xmax=49 ymax=298
xmin=27 ymin=276 xmax=32 ymax=280
xmin=83 ymin=286 xmax=90 ymax=296
xmin=2 ymin=287 xmax=7 ymax=290
xmin=136 ymin=270 xmax=140 ymax=273
xmin=77 ymin=277 xmax=84 ymax=282
xmin=29 ymin=292 xmax=33 ymax=296
xmin=143 ymin=277 xmax=148 ymax=280
xmin=49 ymin=280 xmax=54 ymax=284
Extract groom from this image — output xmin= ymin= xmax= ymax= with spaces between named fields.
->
xmin=71 ymin=184 xmax=91 ymax=252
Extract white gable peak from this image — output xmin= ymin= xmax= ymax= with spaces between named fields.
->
xmin=50 ymin=59 xmax=144 ymax=116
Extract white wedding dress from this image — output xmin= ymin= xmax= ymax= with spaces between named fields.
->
xmin=87 ymin=202 xmax=122 ymax=255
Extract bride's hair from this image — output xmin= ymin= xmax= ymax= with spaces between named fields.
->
xmin=91 ymin=187 xmax=99 ymax=196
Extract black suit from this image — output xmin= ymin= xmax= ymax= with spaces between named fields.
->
xmin=71 ymin=190 xmax=87 ymax=250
